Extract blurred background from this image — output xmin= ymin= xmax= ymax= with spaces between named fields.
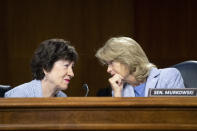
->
xmin=0 ymin=0 xmax=197 ymax=96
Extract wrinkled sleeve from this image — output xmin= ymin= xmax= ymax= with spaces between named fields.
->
xmin=166 ymin=68 xmax=185 ymax=89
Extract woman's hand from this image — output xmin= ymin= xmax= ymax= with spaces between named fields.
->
xmin=108 ymin=74 xmax=124 ymax=97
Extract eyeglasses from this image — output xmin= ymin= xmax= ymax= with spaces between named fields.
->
xmin=105 ymin=60 xmax=114 ymax=66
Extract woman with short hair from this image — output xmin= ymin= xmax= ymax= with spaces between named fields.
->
xmin=5 ymin=38 xmax=78 ymax=97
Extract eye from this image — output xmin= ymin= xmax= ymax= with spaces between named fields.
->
xmin=106 ymin=60 xmax=113 ymax=66
xmin=64 ymin=64 xmax=69 ymax=68
xmin=110 ymin=60 xmax=114 ymax=64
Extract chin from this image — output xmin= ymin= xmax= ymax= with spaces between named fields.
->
xmin=59 ymin=85 xmax=68 ymax=90
xmin=63 ymin=86 xmax=68 ymax=90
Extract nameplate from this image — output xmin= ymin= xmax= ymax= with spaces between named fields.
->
xmin=148 ymin=88 xmax=197 ymax=97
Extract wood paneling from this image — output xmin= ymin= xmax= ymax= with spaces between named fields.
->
xmin=0 ymin=0 xmax=196 ymax=96
xmin=0 ymin=97 xmax=197 ymax=130
xmin=0 ymin=0 xmax=134 ymax=96
xmin=0 ymin=0 xmax=8 ymax=83
xmin=134 ymin=0 xmax=197 ymax=68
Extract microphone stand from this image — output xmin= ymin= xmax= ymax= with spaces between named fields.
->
xmin=82 ymin=84 xmax=89 ymax=97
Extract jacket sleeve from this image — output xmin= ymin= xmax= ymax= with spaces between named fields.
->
xmin=165 ymin=68 xmax=185 ymax=89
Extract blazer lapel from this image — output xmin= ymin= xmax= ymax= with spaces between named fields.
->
xmin=144 ymin=68 xmax=161 ymax=97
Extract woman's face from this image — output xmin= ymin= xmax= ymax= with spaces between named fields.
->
xmin=107 ymin=61 xmax=129 ymax=77
xmin=44 ymin=59 xmax=75 ymax=90
xmin=107 ymin=61 xmax=137 ymax=86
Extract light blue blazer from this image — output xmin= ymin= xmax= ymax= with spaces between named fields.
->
xmin=5 ymin=80 xmax=67 ymax=97
xmin=121 ymin=67 xmax=185 ymax=97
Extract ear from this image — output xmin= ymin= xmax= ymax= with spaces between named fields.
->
xmin=43 ymin=69 xmax=48 ymax=76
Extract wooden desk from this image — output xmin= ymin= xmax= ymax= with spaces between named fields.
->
xmin=0 ymin=97 xmax=197 ymax=131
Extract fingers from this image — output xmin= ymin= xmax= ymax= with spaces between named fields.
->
xmin=108 ymin=74 xmax=124 ymax=93
xmin=109 ymin=74 xmax=122 ymax=85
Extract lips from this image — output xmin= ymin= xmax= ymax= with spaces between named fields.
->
xmin=64 ymin=79 xmax=70 ymax=83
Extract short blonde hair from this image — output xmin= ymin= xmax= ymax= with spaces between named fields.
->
xmin=95 ymin=37 xmax=155 ymax=83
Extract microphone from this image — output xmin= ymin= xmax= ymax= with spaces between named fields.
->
xmin=82 ymin=83 xmax=89 ymax=97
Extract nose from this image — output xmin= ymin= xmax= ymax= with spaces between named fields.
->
xmin=68 ymin=67 xmax=74 ymax=78
xmin=107 ymin=65 xmax=112 ymax=73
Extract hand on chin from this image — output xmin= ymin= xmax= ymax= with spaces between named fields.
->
xmin=109 ymin=73 xmax=124 ymax=92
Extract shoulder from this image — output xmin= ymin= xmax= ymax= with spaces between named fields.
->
xmin=5 ymin=83 xmax=29 ymax=97
xmin=159 ymin=67 xmax=181 ymax=78
xmin=148 ymin=67 xmax=180 ymax=79
xmin=157 ymin=67 xmax=185 ymax=88
xmin=5 ymin=80 xmax=41 ymax=97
